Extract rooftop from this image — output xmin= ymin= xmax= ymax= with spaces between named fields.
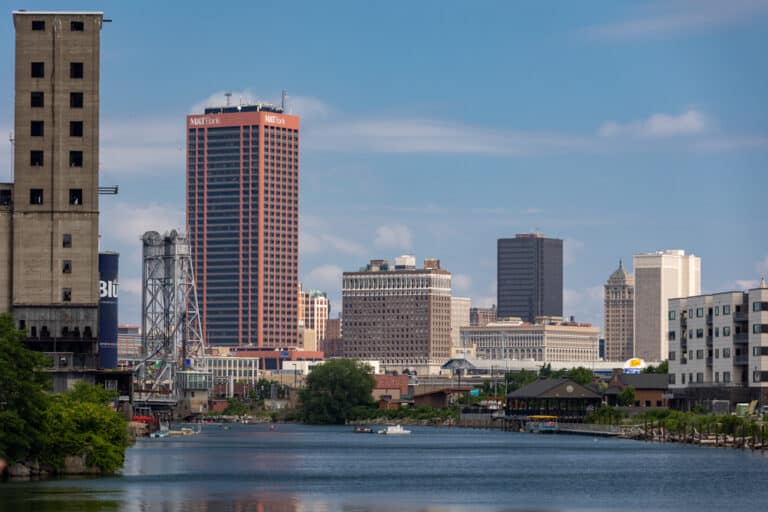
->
xmin=203 ymin=104 xmax=284 ymax=115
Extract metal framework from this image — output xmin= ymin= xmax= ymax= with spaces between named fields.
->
xmin=136 ymin=230 xmax=207 ymax=402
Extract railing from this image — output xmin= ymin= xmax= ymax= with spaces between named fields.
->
xmin=734 ymin=333 xmax=748 ymax=344
xmin=734 ymin=312 xmax=747 ymax=322
xmin=42 ymin=352 xmax=97 ymax=370
xmin=734 ymin=354 xmax=749 ymax=365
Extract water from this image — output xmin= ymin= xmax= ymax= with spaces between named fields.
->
xmin=2 ymin=423 xmax=768 ymax=511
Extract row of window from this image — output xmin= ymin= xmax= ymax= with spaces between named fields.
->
xmin=31 ymin=61 xmax=84 ymax=79
xmin=31 ymin=20 xmax=85 ymax=31
xmin=29 ymin=150 xmax=83 ymax=167
xmin=31 ymin=91 xmax=84 ymax=108
xmin=30 ymin=120 xmax=83 ymax=137
xmin=28 ymin=188 xmax=83 ymax=205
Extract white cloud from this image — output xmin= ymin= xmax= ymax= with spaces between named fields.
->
xmin=120 ymin=277 xmax=143 ymax=296
xmin=301 ymin=232 xmax=365 ymax=257
xmin=472 ymin=296 xmax=497 ymax=308
xmin=584 ymin=0 xmax=768 ymax=40
xmin=191 ymin=89 xmax=331 ymax=122
xmin=521 ymin=207 xmax=542 ymax=215
xmin=374 ymin=224 xmax=413 ymax=250
xmin=734 ymin=279 xmax=759 ymax=290
xmin=101 ymin=201 xmax=185 ymax=246
xmin=452 ymin=274 xmax=473 ymax=293
xmin=305 ymin=264 xmax=344 ymax=292
xmin=100 ymin=119 xmax=184 ymax=175
xmin=598 ymin=109 xmax=707 ymax=138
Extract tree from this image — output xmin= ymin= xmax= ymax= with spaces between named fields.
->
xmin=0 ymin=314 xmax=51 ymax=463
xmin=618 ymin=386 xmax=636 ymax=407
xmin=643 ymin=360 xmax=669 ymax=374
xmin=566 ymin=367 xmax=595 ymax=387
xmin=299 ymin=359 xmax=375 ymax=424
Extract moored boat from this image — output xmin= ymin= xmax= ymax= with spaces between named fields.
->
xmin=377 ymin=425 xmax=411 ymax=435
xmin=353 ymin=426 xmax=374 ymax=433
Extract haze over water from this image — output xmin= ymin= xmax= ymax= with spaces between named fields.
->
xmin=3 ymin=423 xmax=768 ymax=511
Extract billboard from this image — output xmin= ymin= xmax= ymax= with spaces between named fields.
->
xmin=98 ymin=252 xmax=119 ymax=369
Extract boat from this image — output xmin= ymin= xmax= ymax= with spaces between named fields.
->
xmin=353 ymin=426 xmax=374 ymax=433
xmin=377 ymin=425 xmax=411 ymax=435
xmin=150 ymin=428 xmax=169 ymax=438
xmin=269 ymin=424 xmax=277 ymax=431
xmin=525 ymin=415 xmax=559 ymax=433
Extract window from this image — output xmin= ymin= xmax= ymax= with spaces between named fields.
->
xmin=668 ymin=331 xmax=676 ymax=341
xmin=31 ymin=62 xmax=44 ymax=78
xmin=723 ymin=326 xmax=731 ymax=336
xmin=31 ymin=120 xmax=44 ymax=137
xmin=62 ymin=260 xmax=72 ymax=273
xmin=30 ymin=189 xmax=43 ymax=205
xmin=31 ymin=91 xmax=44 ymax=107
xmin=696 ymin=307 xmax=704 ymax=318
xmin=755 ymin=324 xmax=768 ymax=334
xmin=696 ymin=373 xmax=703 ymax=383
xmin=70 ymin=62 xmax=84 ymax=79
xmin=0 ymin=190 xmax=10 ymax=206
xmin=669 ymin=351 xmax=676 ymax=361
xmin=70 ymin=121 xmax=83 ymax=137
xmin=754 ymin=302 xmax=768 ymax=312
xmin=754 ymin=346 xmax=761 ymax=356
xmin=71 ymin=20 xmax=84 ymax=31
xmin=669 ymin=374 xmax=676 ymax=385
xmin=69 ymin=151 xmax=83 ymax=167
xmin=723 ymin=348 xmax=731 ymax=358
xmin=688 ymin=309 xmax=693 ymax=318
xmin=696 ymin=349 xmax=704 ymax=359
xmin=715 ymin=306 xmax=720 ymax=316
xmin=681 ymin=373 xmax=686 ymax=384
xmin=723 ymin=372 xmax=731 ymax=383
xmin=723 ymin=305 xmax=731 ymax=315
xmin=696 ymin=328 xmax=703 ymax=338
xmin=669 ymin=311 xmax=676 ymax=320
xmin=63 ymin=233 xmax=72 ymax=248
xmin=32 ymin=20 xmax=45 ymax=30
xmin=62 ymin=288 xmax=72 ymax=302
xmin=69 ymin=189 xmax=82 ymax=205
xmin=70 ymin=92 xmax=84 ymax=108
xmin=30 ymin=150 xmax=44 ymax=166
xmin=715 ymin=372 xmax=719 ymax=383
xmin=715 ymin=327 xmax=720 ymax=337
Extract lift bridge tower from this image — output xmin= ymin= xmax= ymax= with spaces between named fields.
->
xmin=135 ymin=230 xmax=210 ymax=415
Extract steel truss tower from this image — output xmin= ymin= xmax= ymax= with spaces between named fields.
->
xmin=138 ymin=230 xmax=208 ymax=402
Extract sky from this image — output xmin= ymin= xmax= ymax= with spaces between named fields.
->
xmin=1 ymin=1 xmax=767 ymax=331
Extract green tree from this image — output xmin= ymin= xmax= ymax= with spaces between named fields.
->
xmin=300 ymin=359 xmax=375 ymax=424
xmin=618 ymin=386 xmax=636 ymax=407
xmin=223 ymin=397 xmax=250 ymax=416
xmin=566 ymin=367 xmax=595 ymax=386
xmin=643 ymin=360 xmax=669 ymax=374
xmin=65 ymin=381 xmax=118 ymax=406
xmin=0 ymin=314 xmax=51 ymax=463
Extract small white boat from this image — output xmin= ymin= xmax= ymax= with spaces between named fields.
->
xmin=377 ymin=425 xmax=411 ymax=435
xmin=150 ymin=429 xmax=169 ymax=438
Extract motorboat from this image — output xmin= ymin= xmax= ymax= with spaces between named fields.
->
xmin=377 ymin=425 xmax=411 ymax=435
xmin=353 ymin=426 xmax=374 ymax=433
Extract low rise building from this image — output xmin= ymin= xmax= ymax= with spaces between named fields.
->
xmin=460 ymin=318 xmax=600 ymax=363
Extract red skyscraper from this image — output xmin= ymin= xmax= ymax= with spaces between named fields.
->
xmin=186 ymin=104 xmax=299 ymax=347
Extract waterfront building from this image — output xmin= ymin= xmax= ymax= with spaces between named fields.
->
xmin=604 ymin=260 xmax=634 ymax=361
xmin=497 ymin=233 xmax=563 ymax=322
xmin=470 ymin=305 xmax=497 ymax=327
xmin=186 ymin=103 xmax=299 ymax=347
xmin=0 ymin=12 xmax=111 ymax=391
xmin=460 ymin=318 xmax=599 ymax=362
xmin=450 ymin=297 xmax=471 ymax=348
xmin=668 ymin=281 xmax=768 ymax=407
xmin=633 ymin=250 xmax=700 ymax=362
xmin=342 ymin=255 xmax=452 ymax=375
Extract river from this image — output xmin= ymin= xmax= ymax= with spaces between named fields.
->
xmin=2 ymin=423 xmax=767 ymax=511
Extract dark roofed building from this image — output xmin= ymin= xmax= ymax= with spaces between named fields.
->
xmin=604 ymin=372 xmax=669 ymax=408
xmin=506 ymin=378 xmax=601 ymax=420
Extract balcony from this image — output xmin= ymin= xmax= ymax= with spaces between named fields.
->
xmin=706 ymin=336 xmax=713 ymax=347
xmin=734 ymin=354 xmax=749 ymax=366
xmin=706 ymin=316 xmax=713 ymax=326
xmin=42 ymin=352 xmax=98 ymax=371
xmin=734 ymin=333 xmax=748 ymax=344
xmin=734 ymin=312 xmax=747 ymax=323
xmin=706 ymin=356 xmax=713 ymax=366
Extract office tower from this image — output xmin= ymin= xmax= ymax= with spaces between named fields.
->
xmin=5 ymin=12 xmax=104 ymax=387
xmin=342 ymin=255 xmax=452 ymax=375
xmin=298 ymin=285 xmax=329 ymax=350
xmin=604 ymin=260 xmax=634 ymax=361
xmin=633 ymin=250 xmax=700 ymax=361
xmin=450 ymin=297 xmax=470 ymax=348
xmin=187 ymin=104 xmax=299 ymax=347
xmin=470 ymin=305 xmax=497 ymax=327
xmin=497 ymin=233 xmax=563 ymax=322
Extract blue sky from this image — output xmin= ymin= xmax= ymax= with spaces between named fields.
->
xmin=1 ymin=1 xmax=767 ymax=329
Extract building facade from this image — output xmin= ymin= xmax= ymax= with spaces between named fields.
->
xmin=450 ymin=296 xmax=471 ymax=348
xmin=460 ymin=319 xmax=600 ymax=363
xmin=633 ymin=250 xmax=700 ymax=361
xmin=298 ymin=286 xmax=329 ymax=349
xmin=668 ymin=283 xmax=768 ymax=406
xmin=117 ymin=325 xmax=142 ymax=360
xmin=604 ymin=260 xmax=634 ymax=361
xmin=342 ymin=256 xmax=452 ymax=375
xmin=470 ymin=305 xmax=497 ymax=327
xmin=497 ymin=234 xmax=563 ymax=322
xmin=186 ymin=104 xmax=299 ymax=347
xmin=2 ymin=12 xmax=104 ymax=388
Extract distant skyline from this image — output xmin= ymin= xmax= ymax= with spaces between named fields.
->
xmin=1 ymin=1 xmax=767 ymax=330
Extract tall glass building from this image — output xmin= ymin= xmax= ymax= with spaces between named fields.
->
xmin=186 ymin=105 xmax=299 ymax=347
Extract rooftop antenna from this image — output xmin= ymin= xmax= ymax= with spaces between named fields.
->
xmin=282 ymin=90 xmax=288 ymax=112
xmin=224 ymin=92 xmax=232 ymax=107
